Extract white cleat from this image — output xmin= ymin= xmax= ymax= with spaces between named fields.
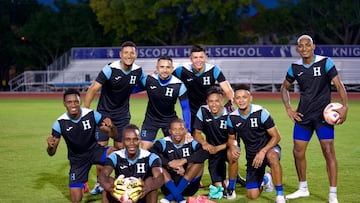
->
xmin=275 ymin=195 xmax=286 ymax=203
xmin=329 ymin=193 xmax=339 ymax=203
xmin=285 ymin=188 xmax=310 ymax=199
xmin=262 ymin=172 xmax=273 ymax=192
xmin=159 ymin=198 xmax=171 ymax=203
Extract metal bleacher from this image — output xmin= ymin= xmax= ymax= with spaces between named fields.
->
xmin=8 ymin=45 xmax=360 ymax=92
xmin=53 ymin=57 xmax=360 ymax=92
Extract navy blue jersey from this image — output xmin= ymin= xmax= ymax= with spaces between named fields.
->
xmin=105 ymin=148 xmax=162 ymax=180
xmin=285 ymin=55 xmax=338 ymax=123
xmin=140 ymin=74 xmax=190 ymax=130
xmin=52 ymin=108 xmax=104 ymax=160
xmin=227 ymin=104 xmax=275 ymax=160
xmin=193 ymin=105 xmax=229 ymax=146
xmin=150 ymin=136 xmax=208 ymax=166
xmin=173 ymin=63 xmax=226 ymax=115
xmin=95 ymin=61 xmax=145 ymax=117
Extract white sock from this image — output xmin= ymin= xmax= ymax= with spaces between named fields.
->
xmin=299 ymin=181 xmax=308 ymax=189
xmin=330 ymin=186 xmax=337 ymax=194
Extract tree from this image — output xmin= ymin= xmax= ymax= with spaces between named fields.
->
xmin=249 ymin=0 xmax=360 ymax=44
xmin=89 ymin=0 xmax=255 ymax=45
xmin=17 ymin=0 xmax=112 ymax=70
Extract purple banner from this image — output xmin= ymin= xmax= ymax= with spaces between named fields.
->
xmin=71 ymin=45 xmax=360 ymax=59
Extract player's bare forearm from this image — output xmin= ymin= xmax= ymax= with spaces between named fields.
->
xmin=280 ymin=80 xmax=292 ymax=110
xmin=142 ymin=167 xmax=164 ymax=196
xmin=98 ymin=166 xmax=115 ymax=192
xmin=46 ymin=136 xmax=59 ymax=156
xmin=84 ymin=81 xmax=101 ymax=108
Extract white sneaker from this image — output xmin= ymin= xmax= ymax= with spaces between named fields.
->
xmin=226 ymin=189 xmax=236 ymax=200
xmin=90 ymin=182 xmax=103 ymax=195
xmin=329 ymin=193 xmax=339 ymax=203
xmin=159 ymin=198 xmax=170 ymax=203
xmin=276 ymin=195 xmax=286 ymax=203
xmin=285 ymin=188 xmax=310 ymax=199
xmin=262 ymin=172 xmax=273 ymax=192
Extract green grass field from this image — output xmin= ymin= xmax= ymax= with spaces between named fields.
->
xmin=0 ymin=97 xmax=359 ymax=203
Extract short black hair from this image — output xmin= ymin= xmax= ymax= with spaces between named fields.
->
xmin=121 ymin=41 xmax=136 ymax=48
xmin=191 ymin=44 xmax=206 ymax=53
xmin=122 ymin=124 xmax=140 ymax=136
xmin=206 ymin=85 xmax=223 ymax=97
xmin=233 ymin=83 xmax=250 ymax=92
xmin=63 ymin=88 xmax=80 ymax=101
xmin=158 ymin=55 xmax=173 ymax=63
xmin=170 ymin=118 xmax=185 ymax=127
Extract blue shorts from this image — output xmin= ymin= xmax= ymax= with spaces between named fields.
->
xmin=246 ymin=145 xmax=281 ymax=190
xmin=68 ymin=145 xmax=108 ymax=188
xmin=294 ymin=123 xmax=334 ymax=142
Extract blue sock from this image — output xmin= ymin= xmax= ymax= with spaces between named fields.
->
xmin=165 ymin=180 xmax=179 ymax=198
xmin=275 ymin=185 xmax=284 ymax=196
xmin=228 ymin=179 xmax=236 ymax=190
xmin=165 ymin=194 xmax=175 ymax=201
xmin=177 ymin=177 xmax=189 ymax=193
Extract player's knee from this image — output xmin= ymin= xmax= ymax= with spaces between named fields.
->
xmin=266 ymin=151 xmax=279 ymax=164
xmin=247 ymin=190 xmax=260 ymax=200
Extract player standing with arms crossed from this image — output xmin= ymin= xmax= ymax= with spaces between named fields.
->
xmin=280 ymin=34 xmax=348 ymax=203
xmin=84 ymin=41 xmax=145 ymax=194
xmin=46 ymin=88 xmax=117 ymax=203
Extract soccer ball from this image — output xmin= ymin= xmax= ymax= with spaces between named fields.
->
xmin=112 ymin=175 xmax=143 ymax=203
xmin=323 ymin=102 xmax=343 ymax=125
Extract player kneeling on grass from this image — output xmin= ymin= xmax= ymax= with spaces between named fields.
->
xmin=150 ymin=118 xmax=209 ymax=203
xmin=46 ymin=88 xmax=118 ymax=203
xmin=99 ymin=124 xmax=164 ymax=203
xmin=227 ymin=84 xmax=286 ymax=203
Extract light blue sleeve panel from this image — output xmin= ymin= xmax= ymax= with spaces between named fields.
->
xmin=108 ymin=152 xmax=118 ymax=167
xmin=93 ymin=110 xmax=102 ymax=124
xmin=325 ymin=57 xmax=335 ymax=73
xmin=213 ymin=65 xmax=221 ymax=79
xmin=52 ymin=121 xmax=61 ymax=135
xmin=287 ymin=65 xmax=294 ymax=77
xmin=260 ymin=108 xmax=270 ymax=124
xmin=102 ymin=64 xmax=112 ymax=80
xmin=149 ymin=153 xmax=160 ymax=167
xmin=227 ymin=115 xmax=233 ymax=128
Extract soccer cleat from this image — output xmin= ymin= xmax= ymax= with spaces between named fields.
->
xmin=226 ymin=189 xmax=236 ymax=200
xmin=329 ymin=193 xmax=339 ymax=203
xmin=83 ymin=182 xmax=89 ymax=193
xmin=262 ymin=172 xmax=273 ymax=192
xmin=90 ymin=182 xmax=104 ymax=195
xmin=285 ymin=188 xmax=310 ymax=199
xmin=237 ymin=173 xmax=246 ymax=187
xmin=159 ymin=198 xmax=171 ymax=203
xmin=275 ymin=195 xmax=286 ymax=203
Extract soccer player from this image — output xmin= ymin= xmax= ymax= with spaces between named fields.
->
xmin=139 ymin=56 xmax=191 ymax=149
xmin=98 ymin=124 xmax=164 ymax=203
xmin=192 ymin=86 xmax=237 ymax=199
xmin=227 ymin=84 xmax=285 ymax=203
xmin=173 ymin=44 xmax=234 ymax=132
xmin=150 ymin=118 xmax=208 ymax=203
xmin=84 ymin=41 xmax=145 ymax=194
xmin=46 ymin=88 xmax=118 ymax=203
xmin=280 ymin=34 xmax=348 ymax=203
